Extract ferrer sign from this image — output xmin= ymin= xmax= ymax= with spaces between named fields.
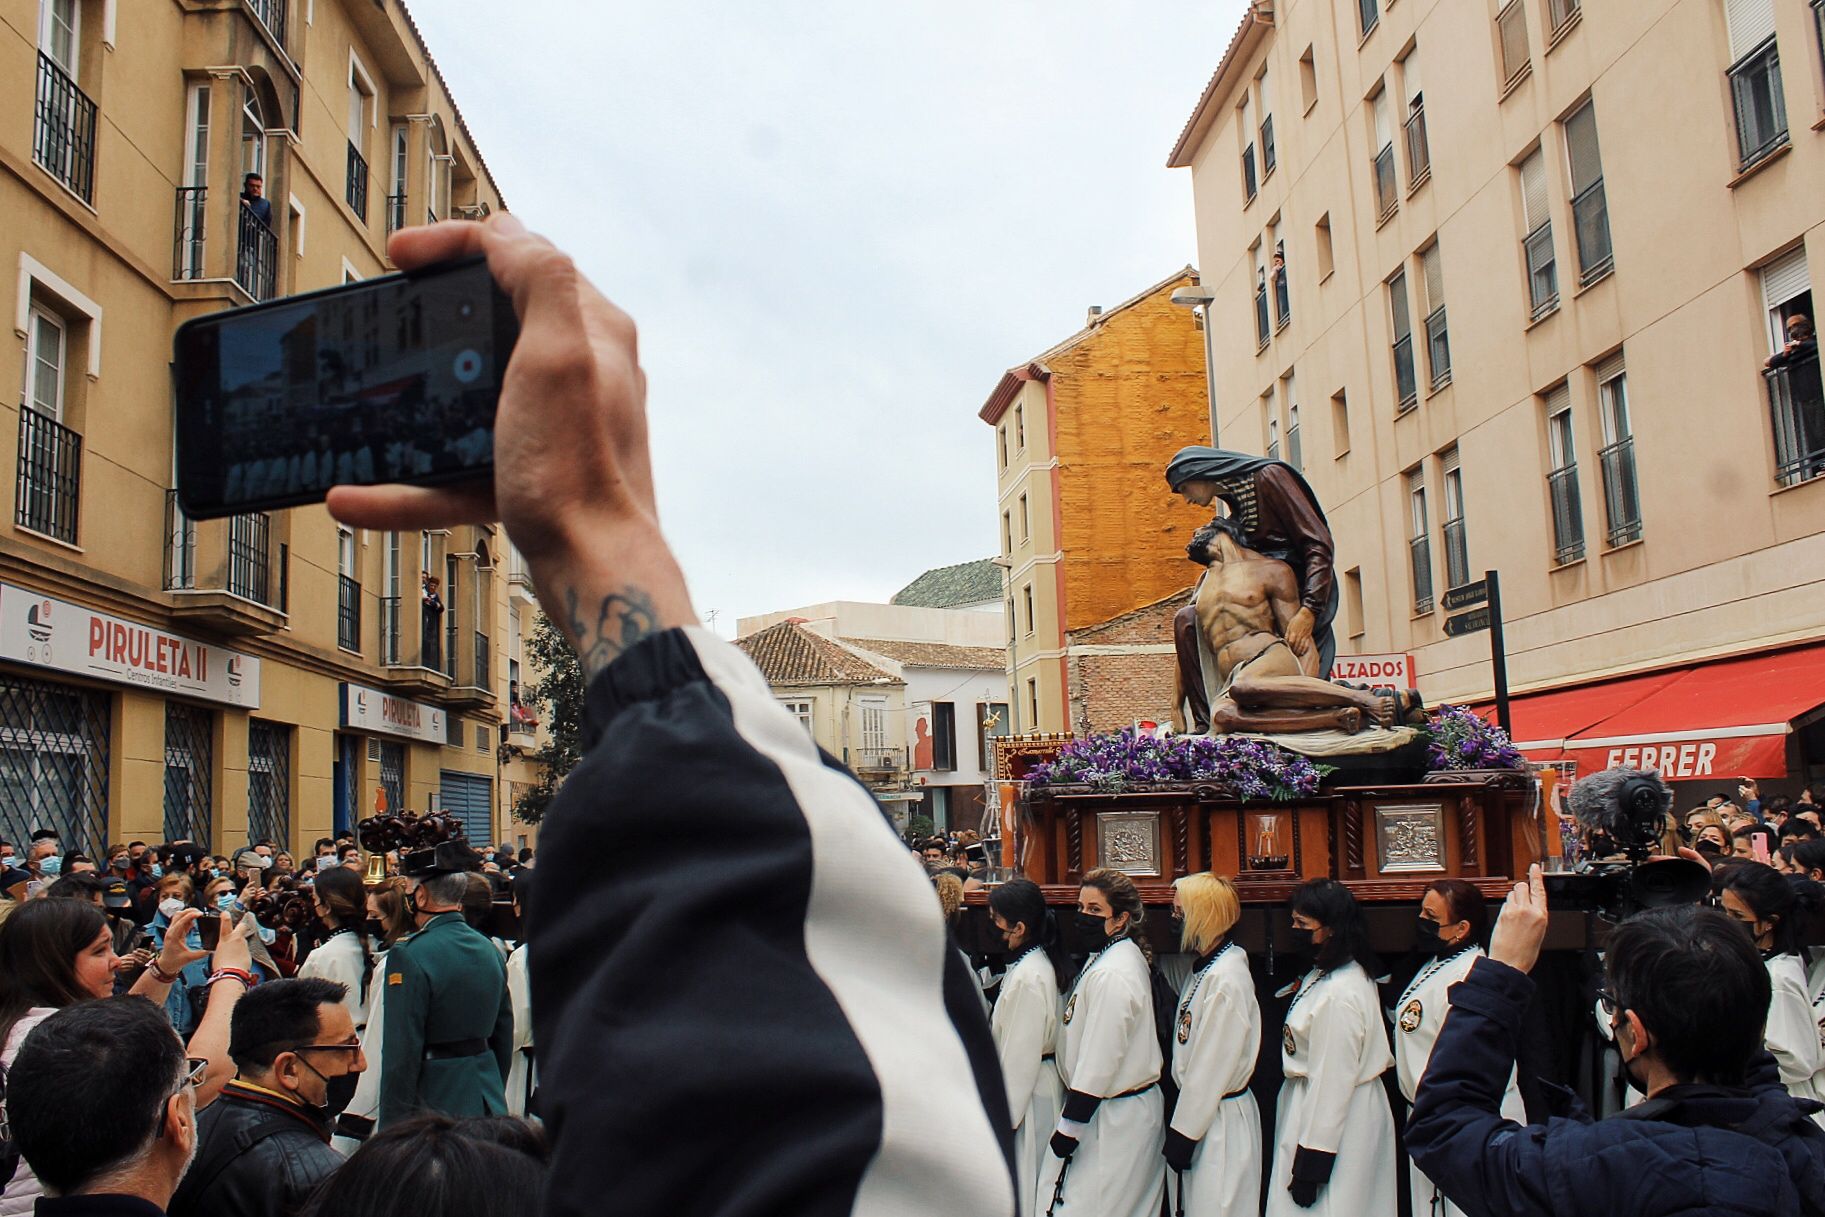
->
xmin=1331 ymin=653 xmax=1418 ymax=688
xmin=0 ymin=584 xmax=260 ymax=706
xmin=340 ymin=681 xmax=446 ymax=744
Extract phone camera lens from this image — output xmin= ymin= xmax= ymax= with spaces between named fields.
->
xmin=458 ymin=300 xmax=476 ymax=321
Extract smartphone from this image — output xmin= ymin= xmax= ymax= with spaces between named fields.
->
xmin=173 ymin=255 xmax=518 ymax=519
xmin=1751 ymin=831 xmax=1771 ymax=864
xmin=196 ymin=915 xmax=222 ymax=952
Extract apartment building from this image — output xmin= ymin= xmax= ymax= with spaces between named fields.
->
xmin=1169 ymin=0 xmax=1825 ymax=790
xmin=978 ymin=269 xmax=1210 ymax=734
xmin=2 ymin=0 xmax=521 ymax=857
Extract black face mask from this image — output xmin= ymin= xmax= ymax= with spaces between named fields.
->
xmin=1416 ymin=917 xmax=1448 ymax=956
xmin=1286 ymin=925 xmax=1316 ymax=956
xmin=1075 ymin=911 xmax=1112 ymax=950
xmin=362 ymin=916 xmax=388 ymax=942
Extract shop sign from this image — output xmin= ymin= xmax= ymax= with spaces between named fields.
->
xmin=0 ymin=584 xmax=260 ymax=707
xmin=1331 ymin=653 xmax=1418 ymax=687
xmin=340 ymin=681 xmax=446 ymax=743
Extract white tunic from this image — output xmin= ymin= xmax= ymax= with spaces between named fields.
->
xmin=297 ymin=929 xmax=373 ymax=1028
xmin=331 ymin=946 xmax=389 ymax=1157
xmin=1766 ymin=951 xmax=1825 ymax=1128
xmin=990 ymin=947 xmax=1064 ymax=1212
xmin=506 ymin=941 xmax=538 ymax=1117
xmin=1266 ymin=962 xmax=1397 ymax=1217
xmin=1390 ymin=948 xmax=1524 ymax=1217
xmin=1169 ymin=943 xmax=1262 ymax=1217
xmin=1040 ymin=937 xmax=1165 ymax=1217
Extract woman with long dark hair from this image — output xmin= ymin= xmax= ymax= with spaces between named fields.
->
xmin=1266 ymin=878 xmax=1394 ymax=1217
xmin=1164 ymin=873 xmax=1259 ymax=1217
xmin=332 ymin=878 xmax=414 ymax=1155
xmin=1391 ymin=879 xmax=1523 ymax=1217
xmin=1041 ymin=867 xmax=1163 ymax=1217
xmin=299 ymin=865 xmax=376 ymax=1120
xmin=1714 ymin=861 xmax=1825 ymax=1124
xmin=987 ymin=877 xmax=1068 ymax=1212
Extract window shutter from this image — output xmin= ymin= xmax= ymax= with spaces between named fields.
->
xmin=1564 ymin=104 xmax=1603 ymax=193
xmin=1724 ymin=0 xmax=1776 ymax=61
xmin=1422 ymin=245 xmax=1446 ymax=310
xmin=1546 ymin=383 xmax=1572 ymax=416
xmin=1258 ymin=69 xmax=1271 ymax=112
xmin=1594 ymin=352 xmax=1626 ymax=384
xmin=1761 ymin=247 xmax=1811 ymax=311
xmin=1372 ymin=88 xmax=1392 ymax=148
xmin=1403 ymin=55 xmax=1422 ymax=107
xmin=1520 ymin=150 xmax=1549 ymax=229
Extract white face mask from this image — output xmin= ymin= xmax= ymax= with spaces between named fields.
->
xmin=159 ymin=897 xmax=187 ymax=922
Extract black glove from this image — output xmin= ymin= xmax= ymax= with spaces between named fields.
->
xmin=1289 ymin=1146 xmax=1336 ymax=1209
xmin=1162 ymin=1128 xmax=1197 ymax=1172
xmin=1288 ymin=1177 xmax=1321 ymax=1208
xmin=1049 ymin=1130 xmax=1079 ymax=1159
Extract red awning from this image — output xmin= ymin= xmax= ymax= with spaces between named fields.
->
xmin=1471 ymin=669 xmax=1685 ymax=762
xmin=1560 ymin=643 xmax=1825 ymax=780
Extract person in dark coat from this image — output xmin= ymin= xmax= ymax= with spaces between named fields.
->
xmin=1408 ymin=867 xmax=1825 ymax=1217
xmin=170 ymin=979 xmax=364 ymax=1217
xmin=377 ymin=842 xmax=513 ymax=1128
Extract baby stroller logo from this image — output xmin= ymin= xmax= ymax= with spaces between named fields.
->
xmin=226 ymin=657 xmax=243 ymax=689
xmin=25 ymin=600 xmax=52 ymax=664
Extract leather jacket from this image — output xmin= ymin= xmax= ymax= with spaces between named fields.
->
xmin=168 ymin=1081 xmax=341 ymax=1217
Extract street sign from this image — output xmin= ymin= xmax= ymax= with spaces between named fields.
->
xmin=1444 ymin=605 xmax=1491 ymax=637
xmin=1442 ymin=580 xmax=1490 ymax=611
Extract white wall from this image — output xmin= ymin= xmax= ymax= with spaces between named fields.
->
xmin=739 ymin=601 xmax=1005 ymax=648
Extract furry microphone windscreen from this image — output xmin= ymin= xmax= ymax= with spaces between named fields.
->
xmin=1565 ymin=765 xmax=1674 ymax=840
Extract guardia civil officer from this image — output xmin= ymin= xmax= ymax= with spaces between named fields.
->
xmin=1391 ymin=880 xmax=1522 ymax=1217
xmin=1042 ymin=867 xmax=1165 ymax=1217
xmin=377 ymin=840 xmax=514 ymax=1128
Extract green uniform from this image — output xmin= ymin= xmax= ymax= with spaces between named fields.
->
xmin=378 ymin=910 xmax=514 ymax=1128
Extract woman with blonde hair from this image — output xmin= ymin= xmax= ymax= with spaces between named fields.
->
xmin=1164 ymin=873 xmax=1260 ymax=1217
xmin=1041 ymin=867 xmax=1164 ymax=1217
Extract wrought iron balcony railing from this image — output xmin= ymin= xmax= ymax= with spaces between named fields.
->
xmin=34 ymin=53 xmax=96 ymax=203
xmin=1766 ymin=353 xmax=1825 ymax=488
xmin=16 ymin=405 xmax=81 ymax=545
xmin=346 ymin=142 xmax=369 ymax=221
xmin=1546 ymin=465 xmax=1585 ymax=565
xmin=1598 ymin=437 xmax=1644 ymax=545
xmin=236 ymin=204 xmax=277 ymax=301
xmin=338 ymin=575 xmax=361 ymax=651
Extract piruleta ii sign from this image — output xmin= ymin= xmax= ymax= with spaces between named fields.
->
xmin=0 ymin=584 xmax=261 ymax=707
xmin=340 ymin=681 xmax=446 ymax=743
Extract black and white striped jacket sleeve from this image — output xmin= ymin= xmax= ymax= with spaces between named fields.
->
xmin=530 ymin=627 xmax=1018 ymax=1217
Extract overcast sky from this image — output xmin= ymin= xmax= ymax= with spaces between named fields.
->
xmin=410 ymin=2 xmax=1244 ymax=634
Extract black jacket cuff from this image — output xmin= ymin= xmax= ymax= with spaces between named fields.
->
xmin=583 ymin=628 xmax=706 ymax=745
xmin=1291 ymin=1146 xmax=1336 ymax=1184
xmin=1061 ymin=1090 xmax=1102 ymax=1123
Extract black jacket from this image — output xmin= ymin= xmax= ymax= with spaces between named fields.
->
xmin=168 ymin=1082 xmax=341 ymax=1217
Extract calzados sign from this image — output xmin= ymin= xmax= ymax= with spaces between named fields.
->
xmin=0 ymin=584 xmax=260 ymax=706
xmin=1330 ymin=653 xmax=1417 ymax=687
xmin=340 ymin=682 xmax=446 ymax=743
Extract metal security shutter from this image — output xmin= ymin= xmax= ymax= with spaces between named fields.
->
xmin=1762 ymin=247 xmax=1811 ymax=311
xmin=246 ymin=720 xmax=291 ymax=850
xmin=439 ymin=770 xmax=492 ymax=845
xmin=1520 ymin=149 xmax=1550 ymax=229
xmin=1725 ymin=0 xmax=1776 ymax=60
xmin=0 ymin=673 xmax=109 ymax=859
xmin=163 ymin=703 xmax=214 ymax=847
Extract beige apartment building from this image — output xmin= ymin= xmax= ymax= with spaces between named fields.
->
xmin=0 ymin=0 xmax=527 ymax=859
xmin=1170 ymin=0 xmax=1825 ymax=791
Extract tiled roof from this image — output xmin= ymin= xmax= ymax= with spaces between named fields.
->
xmin=890 ymin=559 xmax=1003 ymax=608
xmin=1167 ymin=2 xmax=1273 ymax=169
xmin=847 ymin=638 xmax=1006 ymax=671
xmin=735 ymin=621 xmax=902 ymax=688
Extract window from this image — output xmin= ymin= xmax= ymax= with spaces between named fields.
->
xmin=1421 ymin=244 xmax=1451 ymax=389
xmin=347 ymin=56 xmax=375 ymax=220
xmin=247 ymin=721 xmax=292 ymax=850
xmin=1331 ymin=390 xmax=1350 ymax=458
xmin=26 ymin=306 xmax=66 ymax=423
xmin=1272 ymin=239 xmax=1291 ymax=327
xmin=1406 ymin=470 xmax=1433 ymax=613
xmin=859 ymin=697 xmax=887 ymax=755
xmin=975 ymin=702 xmax=1011 ymax=766
xmin=1023 ymin=584 xmax=1034 ymax=635
xmin=337 ymin=528 xmax=360 ymax=651
xmin=1019 ymin=493 xmax=1030 ymax=541
xmin=1402 ymin=53 xmax=1430 ymax=186
xmin=1596 ymin=355 xmax=1643 ymax=544
xmin=0 ymin=674 xmax=110 ymax=860
xmin=998 ymin=424 xmax=1008 ymax=468
xmin=1287 ymin=403 xmax=1303 ymax=471
xmin=1360 ymin=0 xmax=1380 ymax=39
xmin=1441 ymin=450 xmax=1470 ymax=590
xmin=18 ymin=304 xmax=79 ymax=544
xmin=1240 ymin=96 xmax=1258 ymax=201
xmin=1299 ymin=46 xmax=1318 ymax=112
xmin=163 ymin=703 xmax=215 ymax=847
xmin=1263 ymin=394 xmax=1280 ymax=460
xmin=1258 ymin=71 xmax=1277 ymax=177
xmin=1315 ymin=214 xmax=1334 ymax=280
xmin=1253 ymin=245 xmax=1271 ymax=347
xmin=1519 ymin=148 xmax=1559 ymax=318
xmin=1498 ymin=1 xmax=1532 ymax=87
xmin=931 ymin=703 xmax=957 ymax=772
xmin=387 ymin=124 xmax=408 ymax=233
xmin=782 ymin=700 xmax=813 ymax=736
xmin=1544 ymin=384 xmax=1584 ymax=564
xmin=1001 ymin=510 xmax=1012 ymax=554
xmin=1760 ymin=248 xmax=1823 ymax=486
xmin=1725 ymin=1 xmax=1786 ymax=171
xmin=1371 ymin=88 xmax=1398 ymax=220
xmin=1014 ymin=403 xmax=1025 ymax=451
xmin=176 ymin=85 xmax=211 ymax=280
xmin=1344 ymin=567 xmax=1365 ymax=638
xmin=1564 ymin=103 xmax=1613 ymax=284
xmin=1026 ymin=678 xmax=1040 ymax=731
xmin=235 ymin=86 xmax=276 ymax=301
xmin=1549 ymin=0 xmax=1581 ymax=36
xmin=1389 ymin=271 xmax=1418 ymax=409
xmin=33 ymin=0 xmax=95 ymax=203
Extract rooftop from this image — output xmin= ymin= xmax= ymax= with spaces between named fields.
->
xmin=890 ymin=559 xmax=1003 ymax=609
xmin=734 ymin=620 xmax=902 ymax=688
xmin=847 ymin=638 xmax=1005 ymax=671
xmin=1167 ymin=1 xmax=1274 ymax=169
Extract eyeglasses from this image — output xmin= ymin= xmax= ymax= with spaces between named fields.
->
xmin=1595 ymin=987 xmax=1623 ymax=1017
xmin=154 ymin=1059 xmax=208 ymax=1139
xmin=293 ymin=1041 xmax=363 ymax=1058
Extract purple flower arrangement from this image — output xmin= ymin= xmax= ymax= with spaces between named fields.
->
xmin=1424 ymin=704 xmax=1526 ymax=772
xmin=1026 ymin=729 xmax=1330 ymax=800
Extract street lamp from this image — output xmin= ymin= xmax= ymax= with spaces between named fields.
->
xmin=1171 ymin=284 xmax=1220 ymax=445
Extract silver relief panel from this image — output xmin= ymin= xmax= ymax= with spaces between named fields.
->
xmin=1374 ymin=803 xmax=1447 ymax=874
xmin=1096 ymin=812 xmax=1162 ymax=878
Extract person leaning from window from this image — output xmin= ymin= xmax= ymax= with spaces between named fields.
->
xmin=1408 ymin=865 xmax=1825 ymax=1216
xmin=168 ymin=978 xmax=366 ymax=1217
xmin=1713 ymin=860 xmax=1825 ymax=1126
xmin=1766 ymin=314 xmax=1818 ymax=369
xmin=1163 ymin=873 xmax=1260 ymax=1217
xmin=6 ymin=998 xmax=207 ymax=1217
xmin=240 ymin=173 xmax=272 ymax=228
xmin=421 ymin=572 xmax=445 ymax=669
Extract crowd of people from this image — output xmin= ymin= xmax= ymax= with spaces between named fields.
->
xmin=0 ymin=829 xmax=540 ymax=1217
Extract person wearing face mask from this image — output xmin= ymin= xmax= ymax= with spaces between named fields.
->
xmin=504 ymin=869 xmax=539 ymax=1119
xmin=297 ymin=866 xmax=376 ymax=1123
xmin=168 ymin=978 xmax=367 ymax=1217
xmin=1391 ymin=880 xmax=1523 ymax=1217
xmin=1162 ymin=873 xmax=1259 ymax=1217
xmin=1713 ymin=861 xmax=1825 ymax=1127
xmin=1268 ymin=878 xmax=1395 ymax=1217
xmin=987 ymin=878 xmax=1069 ymax=1214
xmin=332 ymin=879 xmax=412 ymax=1154
xmin=1040 ymin=867 xmax=1164 ymax=1217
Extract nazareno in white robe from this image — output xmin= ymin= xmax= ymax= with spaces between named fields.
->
xmin=1040 ymin=936 xmax=1165 ymax=1217
xmin=1765 ymin=951 xmax=1825 ymax=1129
xmin=506 ymin=940 xmax=538 ymax=1118
xmin=1265 ymin=961 xmax=1397 ymax=1217
xmin=1390 ymin=947 xmax=1524 ymax=1217
xmin=990 ymin=946 xmax=1064 ymax=1211
xmin=1169 ymin=941 xmax=1262 ymax=1217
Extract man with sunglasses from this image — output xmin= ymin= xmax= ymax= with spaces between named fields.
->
xmin=169 ymin=979 xmax=366 ymax=1217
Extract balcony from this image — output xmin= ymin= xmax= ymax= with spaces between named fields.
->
xmin=852 ymin=747 xmax=908 ymax=780
xmin=174 ymin=186 xmax=207 ymax=281
xmin=1546 ymin=465 xmax=1585 ymax=565
xmin=337 ymin=575 xmax=361 ymax=651
xmin=246 ymin=0 xmax=287 ymax=49
xmin=1767 ymin=353 xmax=1825 ymax=487
xmin=34 ymin=53 xmax=96 ymax=204
xmin=1599 ymin=437 xmax=1644 ymax=545
xmin=164 ymin=492 xmax=286 ymax=634
xmin=442 ymin=628 xmax=496 ymax=709
xmin=1442 ymin=517 xmax=1471 ymax=590
xmin=386 ymin=192 xmax=407 ymax=234
xmin=346 ymin=142 xmax=369 ymax=221
xmin=1408 ymin=535 xmax=1433 ymax=614
xmin=16 ymin=405 xmax=81 ymax=546
xmin=236 ymin=203 xmax=277 ymax=301
xmin=1404 ymin=102 xmax=1430 ymax=185
xmin=1729 ymin=37 xmax=1788 ymax=172
xmin=378 ymin=594 xmax=453 ymax=696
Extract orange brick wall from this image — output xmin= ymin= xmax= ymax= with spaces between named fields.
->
xmin=1066 ymin=594 xmax=1184 ymax=735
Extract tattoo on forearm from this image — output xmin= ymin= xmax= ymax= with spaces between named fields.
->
xmin=563 ymin=585 xmax=660 ymax=678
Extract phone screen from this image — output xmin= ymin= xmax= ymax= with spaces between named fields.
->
xmin=173 ymin=255 xmax=517 ymax=519
xmin=196 ymin=915 xmax=222 ymax=952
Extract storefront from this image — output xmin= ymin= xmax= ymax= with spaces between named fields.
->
xmin=338 ymin=681 xmax=447 ymax=825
